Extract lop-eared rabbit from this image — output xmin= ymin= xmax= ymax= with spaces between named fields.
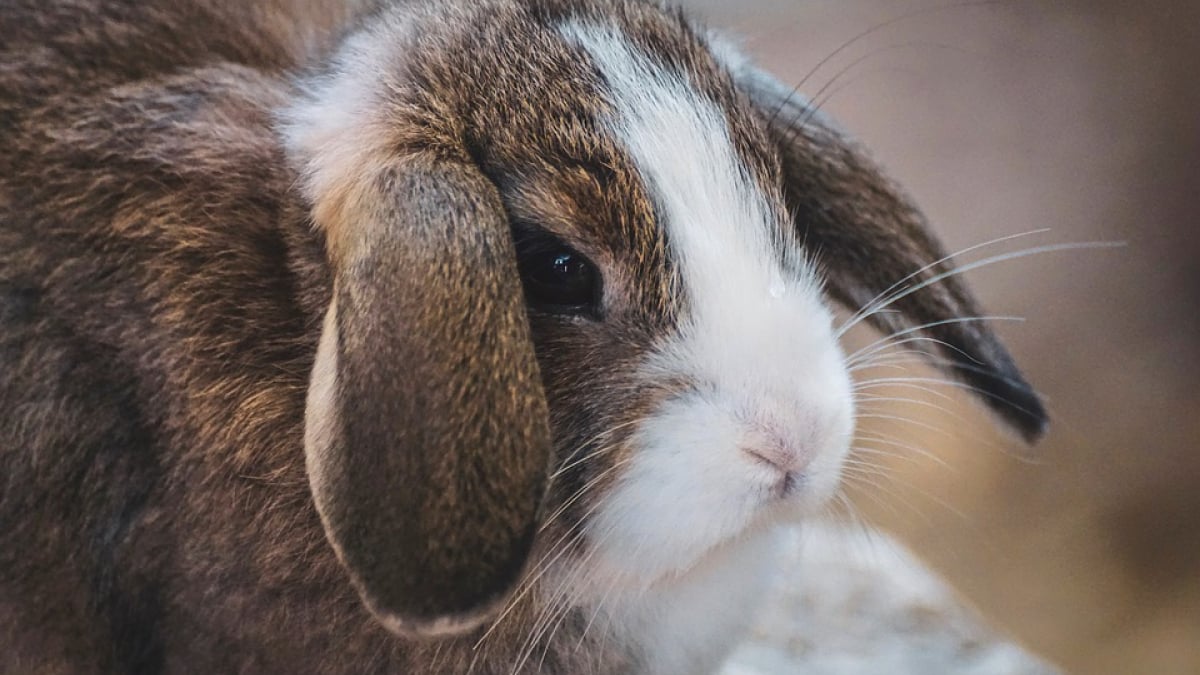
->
xmin=0 ymin=0 xmax=1046 ymax=672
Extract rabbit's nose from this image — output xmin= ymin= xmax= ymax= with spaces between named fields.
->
xmin=740 ymin=424 xmax=806 ymax=474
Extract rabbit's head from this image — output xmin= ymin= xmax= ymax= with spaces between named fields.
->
xmin=284 ymin=0 xmax=1046 ymax=638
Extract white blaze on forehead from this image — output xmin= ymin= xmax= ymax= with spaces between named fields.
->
xmin=575 ymin=27 xmax=777 ymax=260
xmin=561 ymin=22 xmax=798 ymax=307
xmin=560 ymin=23 xmax=835 ymax=385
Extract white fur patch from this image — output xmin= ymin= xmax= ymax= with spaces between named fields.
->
xmin=561 ymin=22 xmax=856 ymax=674
xmin=278 ymin=6 xmax=423 ymax=255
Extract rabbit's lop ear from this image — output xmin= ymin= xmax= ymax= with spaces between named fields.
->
xmin=735 ymin=65 xmax=1048 ymax=443
xmin=293 ymin=116 xmax=551 ymax=634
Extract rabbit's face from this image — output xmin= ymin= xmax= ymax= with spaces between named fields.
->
xmin=517 ymin=34 xmax=855 ymax=593
xmin=289 ymin=0 xmax=1044 ymax=636
xmin=429 ymin=10 xmax=856 ymax=590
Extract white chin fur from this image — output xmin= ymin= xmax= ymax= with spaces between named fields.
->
xmin=601 ymin=527 xmax=792 ymax=675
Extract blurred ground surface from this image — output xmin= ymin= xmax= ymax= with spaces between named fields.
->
xmin=721 ymin=522 xmax=1058 ymax=675
xmin=681 ymin=1 xmax=1200 ymax=673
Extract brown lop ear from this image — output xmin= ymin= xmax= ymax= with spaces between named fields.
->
xmin=735 ymin=66 xmax=1048 ymax=443
xmin=302 ymin=151 xmax=552 ymax=637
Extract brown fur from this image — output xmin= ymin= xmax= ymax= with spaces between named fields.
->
xmin=0 ymin=0 xmax=1044 ymax=672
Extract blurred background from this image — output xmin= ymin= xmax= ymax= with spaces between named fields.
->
xmin=683 ymin=1 xmax=1200 ymax=673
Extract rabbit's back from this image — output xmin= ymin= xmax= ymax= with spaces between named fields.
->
xmin=0 ymin=0 xmax=358 ymax=102
xmin=0 ymin=2 xmax=547 ymax=671
xmin=0 ymin=1 xmax=351 ymax=671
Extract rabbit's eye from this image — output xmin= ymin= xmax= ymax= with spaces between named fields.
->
xmin=513 ymin=226 xmax=601 ymax=318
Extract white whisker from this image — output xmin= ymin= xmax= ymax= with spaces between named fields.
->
xmin=836 ymin=229 xmax=1050 ymax=338
xmin=840 ymin=241 xmax=1123 ymax=338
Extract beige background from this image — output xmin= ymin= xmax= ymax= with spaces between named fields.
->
xmin=683 ymin=1 xmax=1200 ymax=673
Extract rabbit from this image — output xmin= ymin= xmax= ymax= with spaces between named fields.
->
xmin=0 ymin=0 xmax=1048 ymax=672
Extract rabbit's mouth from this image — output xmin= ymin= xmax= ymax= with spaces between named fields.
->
xmin=571 ymin=372 xmax=856 ymax=597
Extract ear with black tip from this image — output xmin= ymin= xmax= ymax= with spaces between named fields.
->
xmin=302 ymin=152 xmax=552 ymax=637
xmin=735 ymin=66 xmax=1048 ymax=443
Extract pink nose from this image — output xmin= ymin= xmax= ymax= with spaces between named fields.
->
xmin=741 ymin=425 xmax=804 ymax=473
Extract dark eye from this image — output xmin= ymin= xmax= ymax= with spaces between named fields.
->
xmin=513 ymin=225 xmax=601 ymax=317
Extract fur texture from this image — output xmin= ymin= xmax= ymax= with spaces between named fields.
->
xmin=0 ymin=0 xmax=1045 ymax=673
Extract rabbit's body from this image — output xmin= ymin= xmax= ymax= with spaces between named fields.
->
xmin=1 ymin=1 xmax=1046 ymax=673
xmin=1 ymin=4 xmax=335 ymax=671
